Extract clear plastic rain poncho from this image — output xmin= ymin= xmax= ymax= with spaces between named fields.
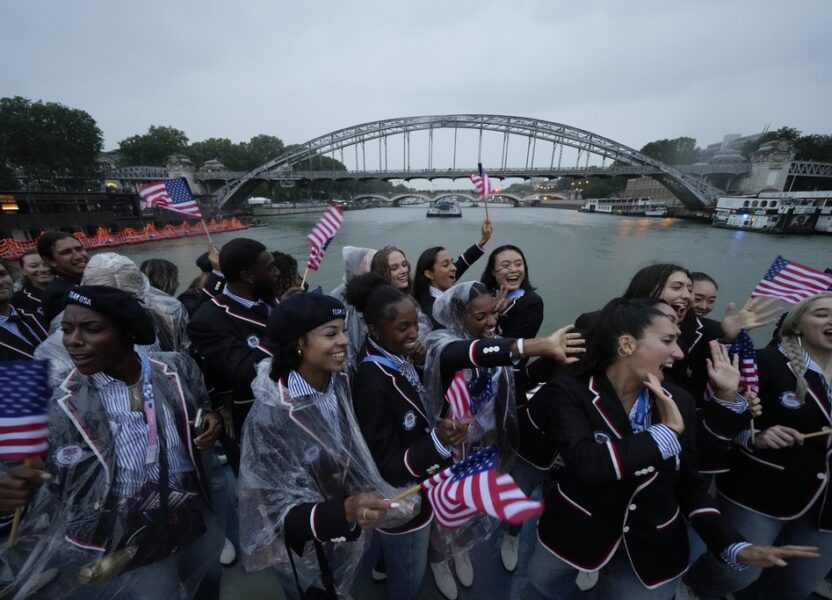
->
xmin=330 ymin=246 xmax=376 ymax=303
xmin=38 ymin=253 xmax=190 ymax=385
xmin=424 ymin=282 xmax=518 ymax=467
xmin=0 ymin=352 xmax=226 ymax=599
xmin=423 ymin=283 xmax=519 ymax=554
xmin=238 ymin=359 xmax=420 ymax=598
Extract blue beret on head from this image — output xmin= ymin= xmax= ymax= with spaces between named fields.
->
xmin=63 ymin=285 xmax=157 ymax=345
xmin=267 ymin=293 xmax=346 ymax=346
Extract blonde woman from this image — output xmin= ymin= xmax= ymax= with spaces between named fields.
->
xmin=685 ymin=292 xmax=832 ymax=600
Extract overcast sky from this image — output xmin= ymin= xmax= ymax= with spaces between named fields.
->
xmin=3 ymin=0 xmax=830 ymax=167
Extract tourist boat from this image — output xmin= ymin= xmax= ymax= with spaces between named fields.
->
xmin=712 ymin=191 xmax=832 ymax=235
xmin=426 ymin=198 xmax=462 ymax=218
xmin=580 ymin=197 xmax=669 ymax=217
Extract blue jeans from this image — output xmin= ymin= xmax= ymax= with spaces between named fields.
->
xmin=684 ymin=495 xmax=832 ymax=600
xmin=378 ymin=524 xmax=430 ymax=600
xmin=527 ymin=541 xmax=680 ymax=600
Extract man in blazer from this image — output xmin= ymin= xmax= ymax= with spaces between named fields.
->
xmin=188 ymin=238 xmax=279 ymax=471
xmin=37 ymin=232 xmax=89 ymax=323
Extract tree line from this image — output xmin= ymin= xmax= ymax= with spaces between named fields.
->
xmin=2 ymin=96 xmax=831 ymax=196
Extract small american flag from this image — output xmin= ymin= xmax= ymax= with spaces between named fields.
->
xmin=445 ymin=371 xmax=473 ymax=423
xmin=138 ymin=177 xmax=203 ymax=218
xmin=469 ymin=166 xmax=492 ymax=200
xmin=730 ymin=330 xmax=759 ymax=395
xmin=420 ymin=445 xmax=543 ymax=528
xmin=0 ymin=360 xmax=49 ymax=459
xmin=305 ymin=206 xmax=344 ymax=271
xmin=751 ymin=256 xmax=832 ymax=304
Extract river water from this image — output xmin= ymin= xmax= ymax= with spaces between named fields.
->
xmin=118 ymin=206 xmax=829 ymax=341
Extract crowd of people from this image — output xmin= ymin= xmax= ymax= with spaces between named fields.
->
xmin=0 ymin=220 xmax=830 ymax=600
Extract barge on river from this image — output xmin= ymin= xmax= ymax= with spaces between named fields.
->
xmin=580 ymin=197 xmax=668 ymax=217
xmin=712 ymin=191 xmax=832 ymax=235
xmin=426 ymin=198 xmax=462 ymax=218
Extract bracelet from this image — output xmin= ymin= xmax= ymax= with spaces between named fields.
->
xmin=516 ymin=338 xmax=525 ymax=356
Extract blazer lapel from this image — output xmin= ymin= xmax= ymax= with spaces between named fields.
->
xmin=365 ymin=345 xmax=427 ymax=420
xmin=211 ymin=294 xmax=267 ymax=329
xmin=588 ymin=375 xmax=632 ymax=439
xmin=0 ymin=327 xmax=36 ymax=359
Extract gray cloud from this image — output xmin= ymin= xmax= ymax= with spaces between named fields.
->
xmin=2 ymin=0 xmax=830 ymax=157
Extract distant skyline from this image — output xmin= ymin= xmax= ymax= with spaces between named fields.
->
xmin=2 ymin=0 xmax=830 ymax=159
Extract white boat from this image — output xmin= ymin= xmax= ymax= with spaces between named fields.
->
xmin=426 ymin=198 xmax=462 ymax=218
xmin=712 ymin=191 xmax=831 ymax=234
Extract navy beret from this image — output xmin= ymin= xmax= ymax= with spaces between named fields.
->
xmin=268 ymin=293 xmax=346 ymax=346
xmin=63 ymin=285 xmax=157 ymax=345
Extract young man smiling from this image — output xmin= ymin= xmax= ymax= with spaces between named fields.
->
xmin=37 ymin=232 xmax=90 ymax=323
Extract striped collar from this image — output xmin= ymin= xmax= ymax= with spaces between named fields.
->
xmin=223 ymin=287 xmax=257 ymax=309
xmin=0 ymin=305 xmax=21 ymax=325
xmin=779 ymin=343 xmax=828 ymax=380
xmin=430 ymin=286 xmax=443 ymax=299
xmin=287 ymin=370 xmax=334 ymax=400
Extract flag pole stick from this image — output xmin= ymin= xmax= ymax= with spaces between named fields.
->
xmin=300 ymin=267 xmax=310 ymax=289
xmin=389 ymin=482 xmax=422 ymax=503
xmin=802 ymin=428 xmax=831 ymax=440
xmin=200 ymin=219 xmax=214 ymax=247
xmin=478 ymin=162 xmax=490 ymax=221
xmin=750 ymin=418 xmax=756 ymax=447
xmin=8 ymin=458 xmax=34 ymax=547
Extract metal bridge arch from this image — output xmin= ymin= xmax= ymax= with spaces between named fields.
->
xmin=216 ymin=115 xmax=720 ymax=210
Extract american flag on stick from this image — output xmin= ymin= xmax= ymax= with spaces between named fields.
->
xmin=469 ymin=165 xmax=492 ymax=200
xmin=305 ymin=205 xmax=344 ymax=271
xmin=445 ymin=371 xmax=473 ymax=423
xmin=751 ymin=256 xmax=832 ymax=304
xmin=0 ymin=360 xmax=49 ymax=460
xmin=138 ymin=177 xmax=203 ymax=218
xmin=420 ymin=445 xmax=543 ymax=528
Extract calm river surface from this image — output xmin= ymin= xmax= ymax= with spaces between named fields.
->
xmin=118 ymin=206 xmax=829 ymax=342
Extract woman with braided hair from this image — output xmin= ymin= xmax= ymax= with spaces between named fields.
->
xmin=685 ymin=292 xmax=832 ymax=599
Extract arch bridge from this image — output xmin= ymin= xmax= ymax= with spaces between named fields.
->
xmin=213 ymin=115 xmax=722 ymax=210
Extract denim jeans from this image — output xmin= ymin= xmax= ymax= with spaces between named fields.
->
xmin=684 ymin=495 xmax=832 ymax=600
xmin=378 ymin=524 xmax=431 ymax=600
xmin=527 ymin=541 xmax=680 ymax=600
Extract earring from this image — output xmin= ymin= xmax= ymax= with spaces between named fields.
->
xmin=297 ymin=348 xmax=302 ymax=357
xmin=617 ymin=347 xmax=630 ymax=357
xmin=797 ymin=335 xmax=803 ymax=348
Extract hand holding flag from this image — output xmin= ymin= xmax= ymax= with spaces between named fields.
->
xmin=0 ymin=360 xmax=50 ymax=546
xmin=416 ymin=445 xmax=543 ymax=529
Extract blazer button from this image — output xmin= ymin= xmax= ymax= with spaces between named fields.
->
xmin=623 ymin=526 xmax=630 ymax=533
xmin=647 ymin=466 xmax=655 ymax=473
xmin=424 ymin=427 xmax=430 ymax=433
xmin=634 ymin=470 xmax=642 ymax=476
xmin=818 ymin=473 xmax=827 ymax=480
xmin=629 ymin=504 xmax=637 ymax=511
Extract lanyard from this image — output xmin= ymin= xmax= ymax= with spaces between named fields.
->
xmin=629 ymin=388 xmax=651 ymax=433
xmin=363 ymin=344 xmax=424 ymax=393
xmin=139 ymin=353 xmax=159 ymax=465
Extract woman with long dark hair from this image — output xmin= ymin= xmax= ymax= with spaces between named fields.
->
xmin=685 ymin=292 xmax=832 ymax=600
xmin=413 ymin=218 xmax=492 ymax=327
xmin=480 ymin=244 xmax=543 ymax=341
xmin=523 ymin=298 xmax=817 ymax=599
xmin=238 ymin=292 xmax=415 ymax=599
xmin=575 ymin=263 xmax=779 ymax=403
xmin=348 ymin=273 xmax=468 ymax=599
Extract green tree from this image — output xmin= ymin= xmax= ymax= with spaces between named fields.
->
xmin=639 ymin=137 xmax=699 ymax=165
xmin=0 ymin=96 xmax=103 ymax=188
xmin=187 ymin=137 xmax=246 ymax=170
xmin=118 ymin=125 xmax=188 ymax=166
xmin=795 ymin=134 xmax=832 ymax=163
xmin=242 ymin=135 xmax=285 ymax=170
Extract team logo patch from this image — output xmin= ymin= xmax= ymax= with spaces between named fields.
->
xmin=303 ymin=446 xmax=320 ymax=463
xmin=779 ymin=391 xmax=802 ymax=409
xmin=593 ymin=431 xmax=611 ymax=444
xmin=246 ymin=335 xmax=260 ymax=348
xmin=403 ymin=411 xmax=417 ymax=431
xmin=56 ymin=445 xmax=83 ymax=466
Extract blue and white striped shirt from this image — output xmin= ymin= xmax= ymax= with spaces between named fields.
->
xmin=287 ymin=371 xmax=342 ymax=442
xmin=0 ymin=306 xmax=40 ymax=345
xmin=92 ymin=371 xmax=194 ymax=497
